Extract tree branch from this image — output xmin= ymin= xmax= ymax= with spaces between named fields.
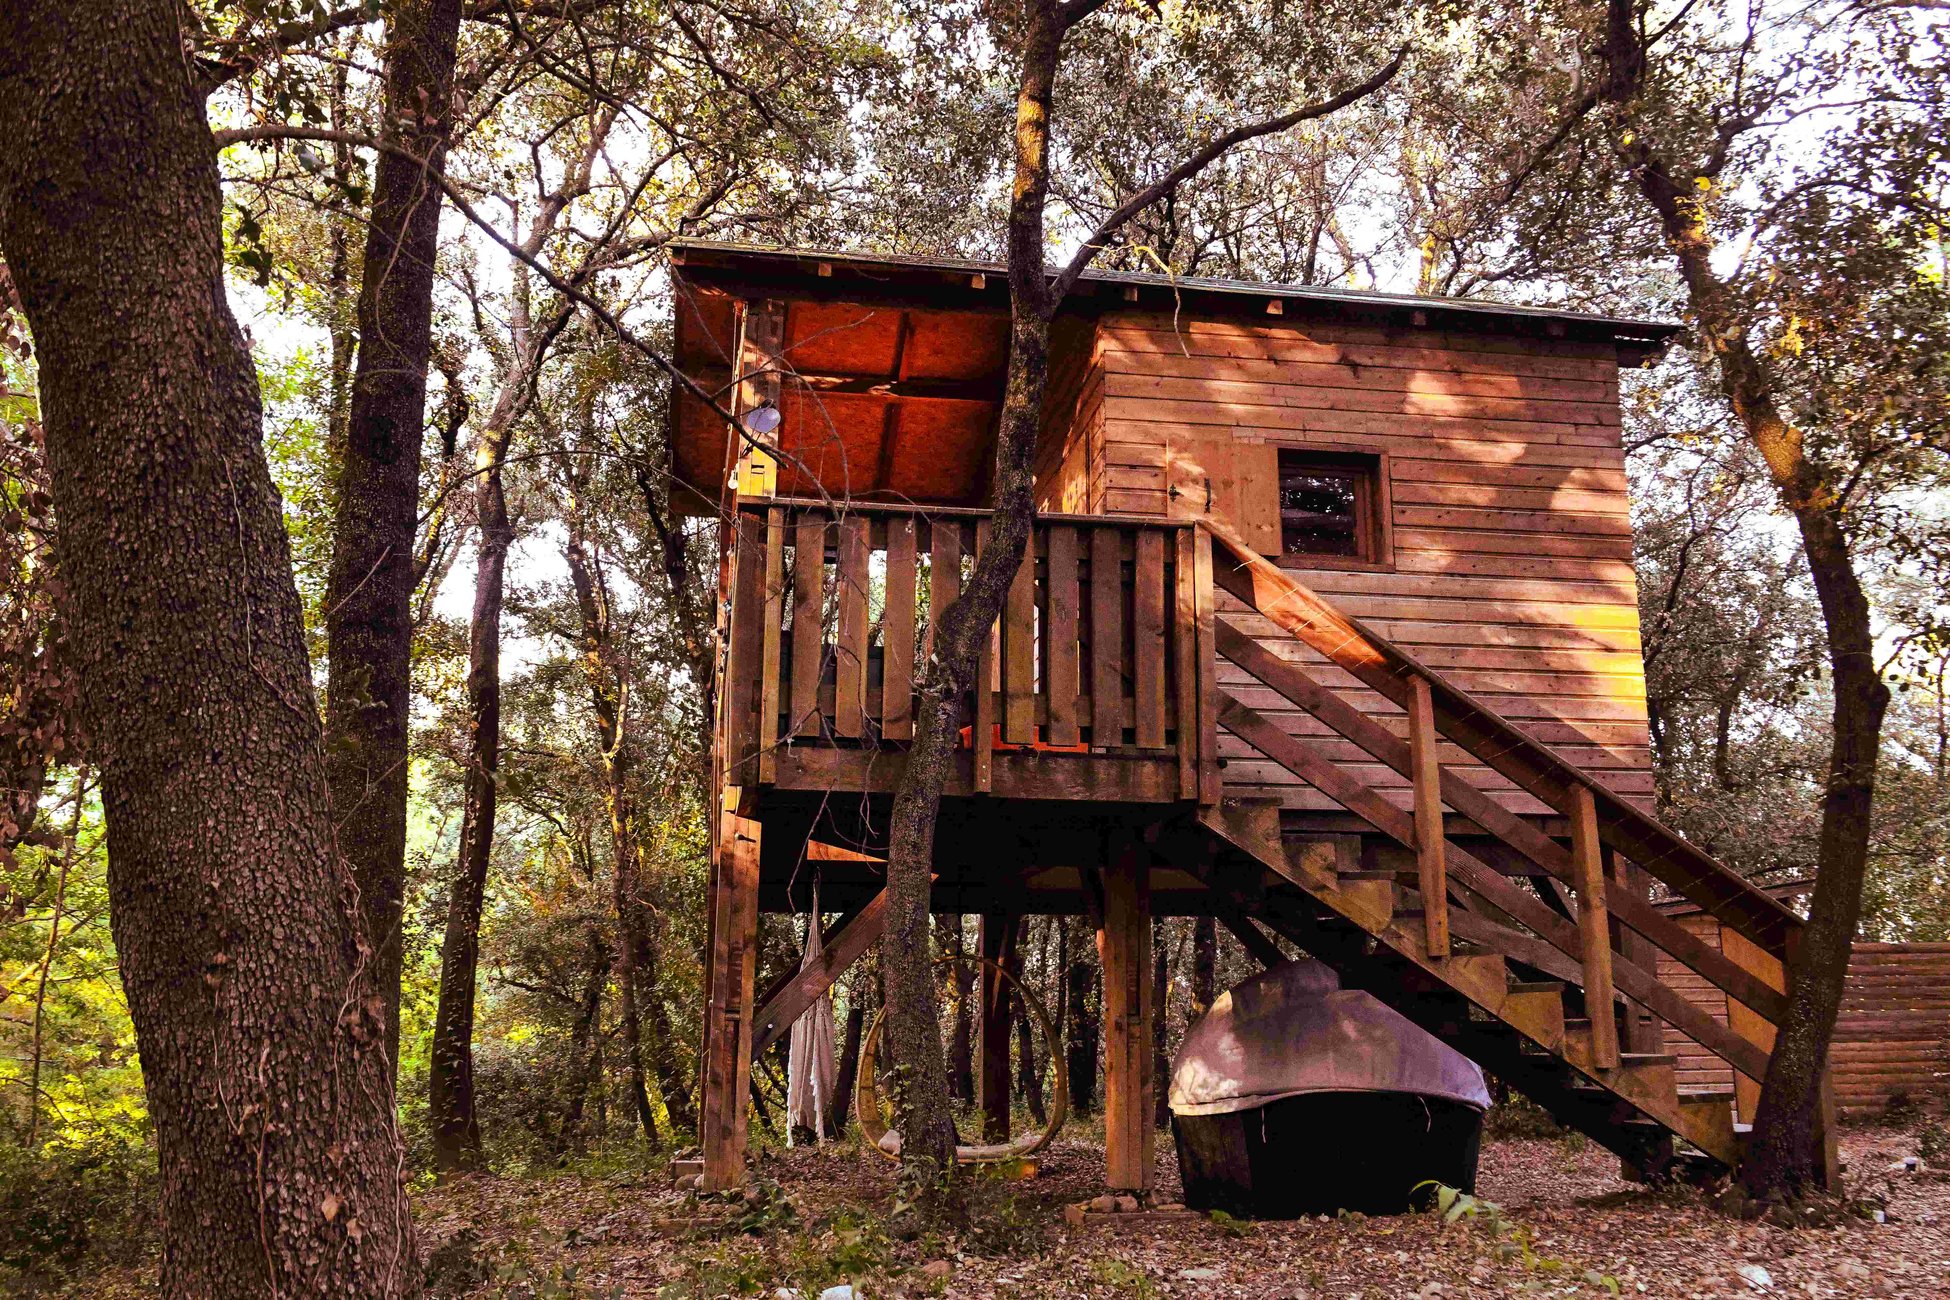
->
xmin=1046 ymin=45 xmax=1409 ymax=306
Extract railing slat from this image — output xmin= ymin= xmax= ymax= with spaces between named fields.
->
xmin=1408 ymin=675 xmax=1450 ymax=958
xmin=973 ymin=520 xmax=993 ymax=792
xmin=1570 ymin=782 xmax=1621 ymax=1069
xmin=1003 ymin=527 xmax=1036 ymax=745
xmin=790 ymin=512 xmax=825 ymax=737
xmin=1045 ymin=525 xmax=1080 ymax=746
xmin=1173 ymin=527 xmax=1199 ymax=798
xmin=758 ymin=507 xmax=785 ymax=782
xmin=928 ymin=517 xmax=961 ymax=655
xmin=1090 ymin=527 xmax=1123 ymax=747
xmin=726 ymin=510 xmax=767 ymax=778
xmin=835 ymin=515 xmax=870 ymax=738
xmin=1209 ymin=617 xmax=1786 ymax=1021
xmin=882 ymin=515 xmax=917 ymax=740
xmin=1134 ymin=530 xmax=1166 ymax=749
xmin=1193 ymin=528 xmax=1221 ymax=805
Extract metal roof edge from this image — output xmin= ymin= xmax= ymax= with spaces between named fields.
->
xmin=665 ymin=237 xmax=1684 ymax=343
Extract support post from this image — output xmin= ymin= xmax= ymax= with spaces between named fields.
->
xmin=701 ymin=813 xmax=761 ymax=1190
xmin=977 ymin=913 xmax=1020 ymax=1142
xmin=1099 ymin=835 xmax=1154 ymax=1193
xmin=1568 ymin=783 xmax=1620 ymax=1069
xmin=1407 ymin=675 xmax=1448 ymax=957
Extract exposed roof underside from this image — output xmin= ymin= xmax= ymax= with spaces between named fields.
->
xmin=667 ymin=240 xmax=1679 ymax=513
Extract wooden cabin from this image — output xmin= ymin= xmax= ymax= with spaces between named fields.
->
xmin=670 ymin=241 xmax=1832 ymax=1196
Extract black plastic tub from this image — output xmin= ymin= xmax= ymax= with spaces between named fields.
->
xmin=1167 ymin=960 xmax=1490 ymax=1218
xmin=1173 ymin=1089 xmax=1484 ymax=1217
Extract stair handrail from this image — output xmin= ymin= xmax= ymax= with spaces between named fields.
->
xmin=1198 ymin=518 xmax=1804 ymax=962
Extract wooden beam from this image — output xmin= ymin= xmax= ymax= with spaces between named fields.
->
xmin=1569 ymin=783 xmax=1620 ymax=1070
xmin=751 ymin=902 xmax=877 ymax=1057
xmin=757 ymin=507 xmax=785 ymax=782
xmin=1407 ymin=675 xmax=1448 ymax=958
xmin=1099 ymin=836 xmax=1154 ymax=1192
xmin=882 ymin=516 xmax=917 ymax=740
xmin=701 ymin=814 xmax=761 ymax=1190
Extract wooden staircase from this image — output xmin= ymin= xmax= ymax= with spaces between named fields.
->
xmin=1181 ymin=521 xmax=1830 ymax=1184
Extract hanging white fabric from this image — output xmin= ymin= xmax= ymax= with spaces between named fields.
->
xmin=786 ymin=897 xmax=838 ymax=1144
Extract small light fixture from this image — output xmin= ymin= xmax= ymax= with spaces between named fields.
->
xmin=742 ymin=402 xmax=782 ymax=436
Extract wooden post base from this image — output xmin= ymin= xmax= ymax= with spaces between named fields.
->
xmin=1099 ymin=833 xmax=1154 ymax=1193
xmin=700 ymin=812 xmax=761 ymax=1191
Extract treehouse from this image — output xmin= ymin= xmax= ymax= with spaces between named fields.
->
xmin=669 ymin=239 xmax=1834 ymax=1196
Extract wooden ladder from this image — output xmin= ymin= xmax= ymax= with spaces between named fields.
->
xmin=1185 ymin=520 xmax=1833 ymax=1183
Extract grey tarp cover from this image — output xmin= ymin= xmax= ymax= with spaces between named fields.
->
xmin=1168 ymin=959 xmax=1491 ymax=1118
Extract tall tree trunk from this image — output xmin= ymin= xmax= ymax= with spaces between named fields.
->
xmin=877 ymin=0 xmax=1071 ymax=1193
xmin=0 ymin=3 xmax=420 ymax=1291
xmin=564 ymin=523 xmax=682 ymax=1143
xmin=560 ymin=923 xmax=609 ymax=1148
xmin=1602 ymin=0 xmax=1888 ymax=1198
xmin=1192 ymin=915 xmax=1217 ymax=1014
xmin=832 ymin=959 xmax=869 ymax=1131
xmin=323 ymin=0 xmax=465 ymax=1064
xmin=947 ymin=918 xmax=976 ymax=1102
xmin=1065 ymin=916 xmax=1100 ymax=1116
xmin=425 ymin=417 xmax=514 ymax=1173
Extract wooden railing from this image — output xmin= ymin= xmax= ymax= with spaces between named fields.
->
xmin=719 ymin=499 xmax=1221 ymax=805
xmin=1201 ymin=517 xmax=1831 ymax=1169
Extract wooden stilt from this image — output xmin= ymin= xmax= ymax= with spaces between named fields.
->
xmin=1099 ymin=835 xmax=1154 ymax=1193
xmin=978 ymin=913 xmax=1020 ymax=1143
xmin=701 ymin=812 xmax=761 ymax=1190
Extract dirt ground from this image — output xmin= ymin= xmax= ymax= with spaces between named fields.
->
xmin=402 ymin=1119 xmax=1950 ymax=1299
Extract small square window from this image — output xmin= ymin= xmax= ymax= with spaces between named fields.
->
xmin=1279 ymin=450 xmax=1384 ymax=563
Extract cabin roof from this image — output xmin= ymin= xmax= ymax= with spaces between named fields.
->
xmin=665 ymin=239 xmax=1681 ymax=514
xmin=667 ymin=237 xmax=1683 ymax=357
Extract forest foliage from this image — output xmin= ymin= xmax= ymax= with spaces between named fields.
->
xmin=0 ymin=0 xmax=1946 ymax=1288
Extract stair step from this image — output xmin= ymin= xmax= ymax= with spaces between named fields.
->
xmin=1620 ymin=1052 xmax=1677 ymax=1069
xmin=1679 ymin=1088 xmax=1737 ymax=1103
xmin=1506 ymin=981 xmax=1564 ymax=997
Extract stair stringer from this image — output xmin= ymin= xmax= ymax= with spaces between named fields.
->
xmin=1194 ymin=800 xmax=1741 ymax=1173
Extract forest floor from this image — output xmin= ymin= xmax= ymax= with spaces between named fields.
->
xmin=412 ymin=1116 xmax=1946 ymax=1300
xmin=56 ymin=1117 xmax=1950 ymax=1299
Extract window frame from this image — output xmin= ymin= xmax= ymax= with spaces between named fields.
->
xmin=1272 ymin=446 xmax=1394 ymax=572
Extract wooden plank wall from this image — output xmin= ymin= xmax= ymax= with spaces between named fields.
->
xmin=1085 ymin=310 xmax=1652 ymax=818
xmin=1033 ymin=317 xmax=1100 ymax=514
xmin=1660 ymin=930 xmax=1950 ymax=1117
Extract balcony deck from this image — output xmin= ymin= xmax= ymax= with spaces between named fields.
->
xmin=717 ymin=498 xmax=1222 ymax=826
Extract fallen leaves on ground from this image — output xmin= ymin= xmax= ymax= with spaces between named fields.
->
xmin=401 ymin=1120 xmax=1949 ymax=1299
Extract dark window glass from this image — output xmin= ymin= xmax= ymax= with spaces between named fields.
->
xmin=1279 ymin=451 xmax=1373 ymax=559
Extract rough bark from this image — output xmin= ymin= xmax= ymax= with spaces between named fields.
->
xmin=0 ymin=3 xmax=420 ymax=1292
xmin=1192 ymin=915 xmax=1217 ymax=1013
xmin=560 ymin=923 xmax=609 ymax=1147
xmin=1065 ymin=916 xmax=1100 ymax=1116
xmin=425 ymin=415 xmax=514 ymax=1173
xmin=563 ymin=522 xmax=698 ymax=1141
xmin=323 ymin=0 xmax=466 ymax=1064
xmin=831 ymin=963 xmax=867 ymax=1131
xmin=947 ymin=918 xmax=976 ymax=1102
xmin=876 ymin=0 xmax=1071 ymax=1194
xmin=874 ymin=0 xmax=1400 ymax=1197
xmin=1602 ymin=0 xmax=1888 ymax=1198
